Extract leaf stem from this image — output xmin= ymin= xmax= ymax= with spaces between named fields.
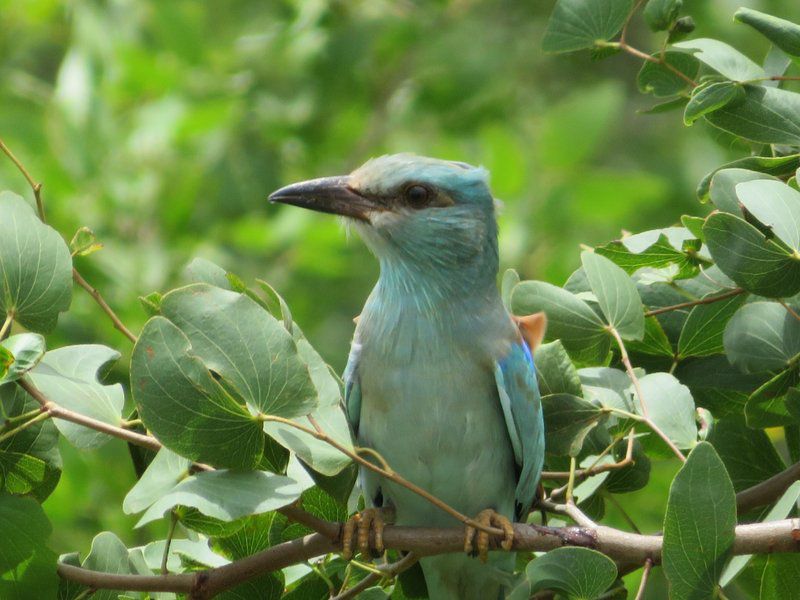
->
xmin=161 ymin=511 xmax=179 ymax=575
xmin=614 ymin=41 xmax=698 ymax=87
xmin=0 ymin=313 xmax=12 ymax=340
xmin=0 ymin=410 xmax=51 ymax=443
xmin=634 ymin=560 xmax=653 ymax=600
xmin=608 ymin=328 xmax=686 ymax=462
xmin=645 ymin=287 xmax=745 ymax=317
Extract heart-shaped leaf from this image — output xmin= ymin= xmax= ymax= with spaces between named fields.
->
xmin=0 ymin=192 xmax=72 ymax=333
xmin=542 ymin=0 xmax=634 ymax=53
xmin=582 ymin=251 xmax=645 ymax=340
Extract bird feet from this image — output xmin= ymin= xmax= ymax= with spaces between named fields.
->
xmin=464 ymin=509 xmax=514 ymax=563
xmin=341 ymin=507 xmax=394 ymax=560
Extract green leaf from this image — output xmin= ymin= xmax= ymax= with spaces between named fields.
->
xmin=745 ymin=368 xmax=798 ymax=428
xmin=627 ymin=316 xmax=673 ymax=357
xmin=579 ymin=366 xmax=636 ymax=418
xmin=183 ymin=257 xmax=232 ymax=289
xmin=631 ymin=372 xmax=697 ymax=451
xmin=704 ymin=212 xmax=800 ymax=298
xmin=596 ymin=229 xmax=705 ymax=280
xmin=751 ymin=554 xmax=800 ymax=598
xmin=69 ymin=226 xmax=102 ymax=257
xmin=542 ymin=0 xmax=634 ymax=53
xmin=708 ymin=416 xmax=785 ymax=492
xmin=643 ymin=0 xmax=682 ymax=31
xmin=735 ymin=8 xmax=800 ymax=58
xmin=123 ymin=448 xmax=191 ymax=515
xmin=736 ymin=179 xmax=800 ymax=252
xmin=160 ymin=284 xmax=318 ymax=419
xmin=605 ymin=438 xmax=651 ymax=493
xmin=637 ymin=51 xmax=699 ymax=97
xmin=132 ymin=316 xmax=265 ymax=469
xmin=28 ymin=345 xmax=124 ymax=449
xmin=704 ymin=85 xmax=800 ymax=146
xmin=263 ymin=327 xmax=353 ymax=476
xmin=581 ymin=251 xmax=645 ymax=340
xmin=721 ymin=481 xmax=800 ymax=586
xmin=684 ymin=81 xmax=745 ymax=125
xmin=80 ymin=532 xmax=134 ymax=600
xmin=677 ymin=291 xmax=746 ymax=358
xmin=527 ymin=547 xmax=617 ymax=598
xmin=533 ymin=341 xmax=583 ymax=396
xmin=673 ymin=38 xmax=765 ymax=80
xmin=640 ymin=96 xmax=689 ymax=114
xmin=724 ymin=302 xmax=800 ymax=373
xmin=705 ymin=167 xmax=782 ymax=212
xmin=663 ymin=442 xmax=736 ymax=600
xmin=542 ymin=393 xmax=607 ymax=456
xmin=136 ymin=469 xmax=311 ymax=526
xmin=0 ymin=192 xmax=72 ymax=333
xmin=0 ymin=384 xmax=61 ymax=499
xmin=511 ymin=281 xmax=609 ymax=364
xmin=681 ymin=215 xmax=706 ymax=242
xmin=0 ymin=333 xmax=44 ymax=383
xmin=0 ymin=493 xmax=58 ymax=600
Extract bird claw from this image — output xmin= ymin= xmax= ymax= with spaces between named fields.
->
xmin=341 ymin=507 xmax=391 ymax=560
xmin=464 ymin=509 xmax=514 ymax=563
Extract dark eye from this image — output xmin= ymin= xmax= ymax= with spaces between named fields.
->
xmin=404 ymin=184 xmax=431 ymax=208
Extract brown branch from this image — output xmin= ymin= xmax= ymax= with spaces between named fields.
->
xmin=56 ymin=519 xmax=800 ymax=597
xmin=17 ymin=377 xmax=161 ymax=451
xmin=736 ymin=460 xmax=800 ymax=514
xmin=617 ymin=42 xmax=698 ymax=87
xmin=71 ymin=268 xmax=138 ymax=344
xmin=645 ymin=288 xmax=745 ymax=317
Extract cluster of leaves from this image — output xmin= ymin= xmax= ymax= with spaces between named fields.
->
xmin=2 ymin=2 xmax=800 ymax=600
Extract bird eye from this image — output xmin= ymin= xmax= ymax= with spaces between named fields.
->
xmin=404 ymin=184 xmax=431 ymax=208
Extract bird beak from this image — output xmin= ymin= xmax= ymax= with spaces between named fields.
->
xmin=268 ymin=176 xmax=377 ymax=222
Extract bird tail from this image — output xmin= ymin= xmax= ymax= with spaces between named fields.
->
xmin=419 ymin=553 xmax=515 ymax=600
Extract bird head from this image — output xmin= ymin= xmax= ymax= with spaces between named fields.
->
xmin=269 ymin=154 xmax=498 ymax=277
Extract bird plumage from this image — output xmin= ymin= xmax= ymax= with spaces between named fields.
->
xmin=270 ymin=154 xmax=544 ymax=599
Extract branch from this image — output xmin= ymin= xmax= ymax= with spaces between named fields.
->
xmin=736 ymin=460 xmax=800 ymax=514
xmin=0 ymin=136 xmax=137 ymax=344
xmin=608 ymin=327 xmax=686 ymax=462
xmin=332 ymin=551 xmax=418 ymax=600
xmin=71 ymin=268 xmax=138 ymax=344
xmin=56 ymin=519 xmax=800 ymax=597
xmin=17 ymin=377 xmax=162 ymax=451
xmin=644 ymin=288 xmax=745 ymax=317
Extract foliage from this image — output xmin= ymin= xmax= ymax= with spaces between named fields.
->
xmin=2 ymin=0 xmax=800 ymax=599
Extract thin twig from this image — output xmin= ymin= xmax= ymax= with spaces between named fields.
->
xmin=616 ymin=42 xmax=699 ymax=87
xmin=261 ymin=415 xmax=503 ymax=537
xmin=619 ymin=0 xmax=644 ymax=46
xmin=540 ymin=499 xmax=597 ymax=528
xmin=16 ymin=377 xmax=162 ymax=451
xmin=0 ymin=137 xmax=137 ymax=344
xmin=0 ymin=410 xmax=51 ymax=443
xmin=645 ymin=288 xmax=745 ymax=317
xmin=161 ymin=511 xmax=179 ymax=575
xmin=332 ymin=552 xmax=418 ymax=600
xmin=604 ymin=492 xmax=641 ymax=535
xmin=547 ymin=431 xmax=634 ymax=498
xmin=0 ymin=137 xmax=45 ymax=220
xmin=72 ymin=268 xmax=138 ymax=343
xmin=634 ymin=559 xmax=653 ymax=600
xmin=608 ymin=327 xmax=686 ymax=462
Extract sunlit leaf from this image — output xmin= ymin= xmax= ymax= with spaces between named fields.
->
xmin=735 ymin=8 xmax=800 ymax=58
xmin=673 ymin=38 xmax=765 ymax=80
xmin=684 ymin=81 xmax=745 ymax=125
xmin=0 ymin=334 xmax=44 ymax=384
xmin=582 ymin=251 xmax=644 ymax=340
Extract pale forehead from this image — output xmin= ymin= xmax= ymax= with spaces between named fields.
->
xmin=349 ymin=153 xmax=489 ymax=194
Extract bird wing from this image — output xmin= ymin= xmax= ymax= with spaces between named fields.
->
xmin=343 ymin=342 xmax=362 ymax=436
xmin=494 ymin=340 xmax=545 ymax=519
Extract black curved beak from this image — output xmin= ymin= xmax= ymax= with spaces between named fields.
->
xmin=268 ymin=176 xmax=377 ymax=223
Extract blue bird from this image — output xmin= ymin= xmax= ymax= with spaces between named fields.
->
xmin=270 ymin=154 xmax=545 ymax=600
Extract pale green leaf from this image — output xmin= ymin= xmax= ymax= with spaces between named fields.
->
xmin=581 ymin=251 xmax=644 ymax=340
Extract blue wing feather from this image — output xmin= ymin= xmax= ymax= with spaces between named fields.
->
xmin=494 ymin=341 xmax=545 ymax=519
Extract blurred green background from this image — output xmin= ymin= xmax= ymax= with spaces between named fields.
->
xmin=0 ymin=0 xmax=796 ymax=570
